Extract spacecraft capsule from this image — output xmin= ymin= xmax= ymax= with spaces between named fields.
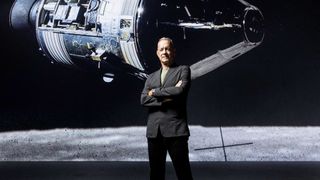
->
xmin=9 ymin=0 xmax=264 ymax=80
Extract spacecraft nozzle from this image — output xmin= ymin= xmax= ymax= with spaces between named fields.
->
xmin=9 ymin=0 xmax=40 ymax=31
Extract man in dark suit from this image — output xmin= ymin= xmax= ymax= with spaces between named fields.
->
xmin=141 ymin=37 xmax=193 ymax=180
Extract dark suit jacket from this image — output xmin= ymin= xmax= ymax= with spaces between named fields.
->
xmin=141 ymin=64 xmax=191 ymax=138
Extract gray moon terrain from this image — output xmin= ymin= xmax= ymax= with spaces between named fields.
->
xmin=1 ymin=126 xmax=319 ymax=161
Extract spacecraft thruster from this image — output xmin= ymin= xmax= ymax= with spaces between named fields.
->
xmin=10 ymin=0 xmax=264 ymax=82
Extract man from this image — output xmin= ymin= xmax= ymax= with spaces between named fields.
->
xmin=141 ymin=37 xmax=193 ymax=180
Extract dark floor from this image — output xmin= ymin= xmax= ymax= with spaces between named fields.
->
xmin=1 ymin=161 xmax=320 ymax=180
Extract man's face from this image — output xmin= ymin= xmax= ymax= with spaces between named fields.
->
xmin=156 ymin=40 xmax=175 ymax=66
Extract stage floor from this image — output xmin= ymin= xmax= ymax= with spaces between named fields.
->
xmin=1 ymin=126 xmax=320 ymax=161
xmin=1 ymin=161 xmax=320 ymax=180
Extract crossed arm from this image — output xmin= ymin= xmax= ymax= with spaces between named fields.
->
xmin=140 ymin=66 xmax=190 ymax=107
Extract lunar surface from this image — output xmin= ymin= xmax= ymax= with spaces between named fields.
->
xmin=1 ymin=126 xmax=319 ymax=161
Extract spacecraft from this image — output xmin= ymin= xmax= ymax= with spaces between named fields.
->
xmin=10 ymin=0 xmax=264 ymax=82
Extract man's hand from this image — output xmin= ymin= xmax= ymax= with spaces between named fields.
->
xmin=175 ymin=80 xmax=182 ymax=87
xmin=148 ymin=89 xmax=155 ymax=96
xmin=148 ymin=80 xmax=182 ymax=97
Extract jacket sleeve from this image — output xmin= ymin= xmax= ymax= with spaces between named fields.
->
xmin=152 ymin=66 xmax=191 ymax=97
xmin=140 ymin=75 xmax=162 ymax=107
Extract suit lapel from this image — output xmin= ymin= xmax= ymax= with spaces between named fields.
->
xmin=153 ymin=69 xmax=161 ymax=87
xmin=162 ymin=66 xmax=176 ymax=87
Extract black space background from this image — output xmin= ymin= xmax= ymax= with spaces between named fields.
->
xmin=0 ymin=0 xmax=320 ymax=131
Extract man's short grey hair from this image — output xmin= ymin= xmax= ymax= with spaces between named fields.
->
xmin=157 ymin=37 xmax=174 ymax=49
